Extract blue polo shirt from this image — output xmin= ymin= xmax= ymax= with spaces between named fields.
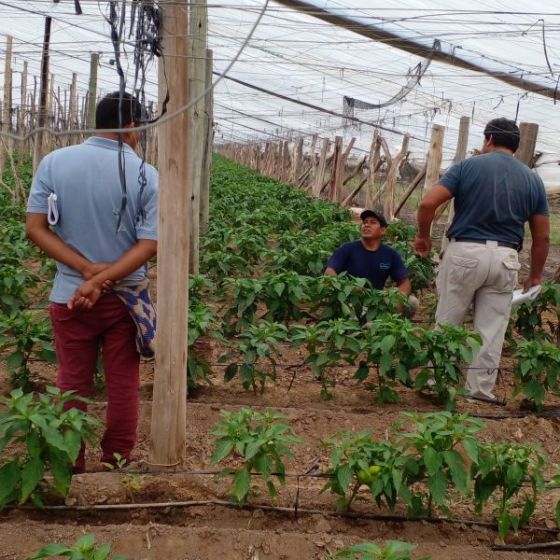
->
xmin=326 ymin=241 xmax=409 ymax=289
xmin=27 ymin=137 xmax=158 ymax=303
xmin=441 ymin=152 xmax=548 ymax=247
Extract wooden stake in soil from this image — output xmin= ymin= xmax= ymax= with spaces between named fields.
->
xmin=149 ymin=0 xmax=191 ymax=468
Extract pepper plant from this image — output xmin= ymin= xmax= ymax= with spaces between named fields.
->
xmin=211 ymin=408 xmax=302 ymax=504
xmin=0 ymin=311 xmax=56 ymax=391
xmin=222 ymin=321 xmax=289 ymax=394
xmin=471 ymin=442 xmax=546 ymax=539
xmin=328 ymin=540 xmax=431 ymax=560
xmin=27 ymin=534 xmax=127 ymax=560
xmin=362 ymin=315 xmax=426 ymax=403
xmin=187 ymin=302 xmax=221 ymax=390
xmin=0 ymin=387 xmax=100 ymax=510
xmin=512 ymin=282 xmax=560 ymax=342
xmin=414 ymin=324 xmax=481 ymax=410
xmin=321 ymin=431 xmax=417 ymax=512
xmin=259 ymin=271 xmax=311 ymax=322
xmin=291 ymin=319 xmax=364 ymax=399
xmin=221 ymin=277 xmax=263 ymax=334
xmin=512 ymin=339 xmax=560 ymax=411
xmin=394 ymin=412 xmax=483 ymax=516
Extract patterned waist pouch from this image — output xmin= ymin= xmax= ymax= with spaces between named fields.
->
xmin=113 ymin=277 xmax=157 ymax=359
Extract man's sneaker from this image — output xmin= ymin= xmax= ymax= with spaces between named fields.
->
xmin=465 ymin=393 xmax=505 ymax=406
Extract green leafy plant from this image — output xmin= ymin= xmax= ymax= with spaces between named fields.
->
xmin=187 ymin=303 xmax=221 ymax=389
xmin=291 ymin=319 xmax=364 ymax=399
xmin=0 ymin=311 xmax=56 ymax=391
xmin=211 ymin=408 xmax=302 ymax=504
xmin=321 ymin=431 xmax=416 ymax=512
xmin=471 ymin=442 xmax=546 ymax=539
xmin=221 ymin=277 xmax=263 ymax=334
xmin=0 ymin=264 xmax=36 ymax=313
xmin=222 ymin=321 xmax=289 ymax=394
xmin=328 ymin=540 xmax=431 ymax=560
xmin=362 ymin=315 xmax=426 ymax=403
xmin=414 ymin=325 xmax=481 ymax=410
xmin=26 ymin=534 xmax=127 ymax=560
xmin=259 ymin=271 xmax=312 ymax=322
xmin=0 ymin=387 xmax=100 ymax=510
xmin=394 ymin=412 xmax=483 ymax=516
xmin=512 ymin=282 xmax=560 ymax=342
xmin=102 ymin=453 xmax=142 ymax=501
xmin=512 ymin=339 xmax=560 ymax=411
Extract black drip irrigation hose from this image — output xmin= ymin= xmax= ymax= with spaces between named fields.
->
xmin=13 ymin=499 xmax=560 ymax=538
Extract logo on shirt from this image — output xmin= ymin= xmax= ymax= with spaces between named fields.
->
xmin=379 ymin=262 xmax=391 ymax=270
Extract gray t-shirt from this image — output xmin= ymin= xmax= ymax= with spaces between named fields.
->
xmin=440 ymin=152 xmax=548 ymax=247
xmin=27 ymin=137 xmax=158 ymax=303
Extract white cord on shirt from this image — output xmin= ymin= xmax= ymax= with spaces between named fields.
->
xmin=47 ymin=193 xmax=59 ymax=225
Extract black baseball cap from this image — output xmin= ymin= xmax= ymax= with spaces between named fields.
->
xmin=360 ymin=209 xmax=387 ymax=228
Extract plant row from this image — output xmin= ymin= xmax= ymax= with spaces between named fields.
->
xmin=1 ymin=387 xmax=556 ymax=541
xmin=212 ymin=407 xmax=552 ymax=540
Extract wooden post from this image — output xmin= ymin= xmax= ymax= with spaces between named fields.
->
xmin=291 ymin=137 xmax=303 ymax=183
xmin=393 ymin=166 xmax=427 ymax=218
xmin=0 ymin=35 xmax=13 ymax=173
xmin=365 ymin=131 xmax=380 ymax=208
xmin=515 ymin=122 xmax=539 ymax=167
xmin=188 ymin=0 xmax=207 ymax=274
xmin=453 ymin=116 xmax=470 ymax=164
xmin=149 ymin=0 xmax=191 ymax=468
xmin=17 ymin=61 xmax=28 ymax=157
xmin=313 ymin=137 xmax=329 ymax=197
xmin=329 ymin=135 xmax=343 ymax=201
xmin=383 ymin=135 xmax=409 ymax=220
xmin=200 ymin=49 xmax=213 ymax=230
xmin=438 ymin=116 xmax=471 ymax=250
xmin=86 ymin=53 xmax=99 ymax=129
xmin=33 ymin=17 xmax=52 ymax=172
xmin=68 ymin=72 xmax=78 ymax=130
xmin=423 ymin=124 xmax=445 ymax=189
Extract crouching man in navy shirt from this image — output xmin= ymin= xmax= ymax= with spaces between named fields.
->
xmin=325 ymin=210 xmax=412 ymax=298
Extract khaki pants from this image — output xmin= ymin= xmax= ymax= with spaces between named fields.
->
xmin=435 ymin=240 xmax=520 ymax=399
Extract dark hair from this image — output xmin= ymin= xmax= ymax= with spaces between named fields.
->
xmin=95 ymin=92 xmax=142 ymax=130
xmin=483 ymin=118 xmax=520 ymax=152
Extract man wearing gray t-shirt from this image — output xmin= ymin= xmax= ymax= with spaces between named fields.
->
xmin=26 ymin=92 xmax=158 ymax=471
xmin=414 ymin=118 xmax=549 ymax=403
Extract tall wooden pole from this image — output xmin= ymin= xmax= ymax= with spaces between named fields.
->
xmin=0 ymin=35 xmax=13 ymax=173
xmin=17 ymin=61 xmax=28 ymax=157
xmin=423 ymin=124 xmax=444 ymax=190
xmin=86 ymin=53 xmax=99 ymax=129
xmin=515 ymin=122 xmax=539 ymax=167
xmin=69 ymin=72 xmax=78 ymax=130
xmin=439 ymin=116 xmax=470 ymax=251
xmin=200 ymin=48 xmax=213 ymax=231
xmin=188 ymin=0 xmax=207 ymax=274
xmin=149 ymin=0 xmax=191 ymax=468
xmin=33 ymin=17 xmax=52 ymax=172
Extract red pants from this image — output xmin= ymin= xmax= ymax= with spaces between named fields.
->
xmin=50 ymin=294 xmax=140 ymax=470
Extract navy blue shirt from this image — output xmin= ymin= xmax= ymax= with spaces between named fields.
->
xmin=441 ymin=152 xmax=548 ymax=247
xmin=326 ymin=241 xmax=409 ymax=289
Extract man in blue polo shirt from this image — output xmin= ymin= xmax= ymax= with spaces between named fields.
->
xmin=414 ymin=117 xmax=549 ymax=403
xmin=325 ymin=209 xmax=412 ymax=296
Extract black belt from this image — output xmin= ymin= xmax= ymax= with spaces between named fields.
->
xmin=451 ymin=238 xmax=520 ymax=251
